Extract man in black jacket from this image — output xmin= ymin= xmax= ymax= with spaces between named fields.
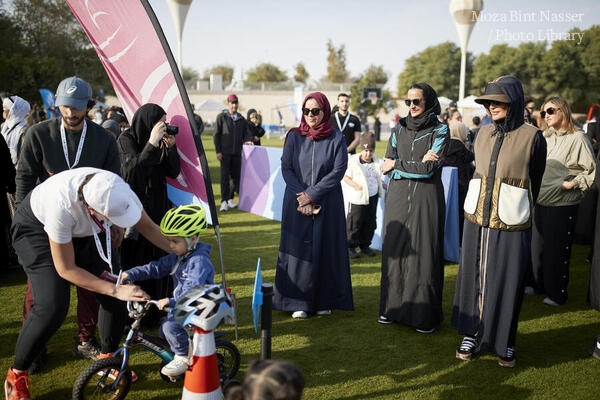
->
xmin=213 ymin=94 xmax=253 ymax=211
xmin=16 ymin=76 xmax=121 ymax=369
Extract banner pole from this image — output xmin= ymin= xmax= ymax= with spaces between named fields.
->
xmin=214 ymin=225 xmax=227 ymax=290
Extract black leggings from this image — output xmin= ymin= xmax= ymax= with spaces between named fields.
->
xmin=11 ymin=194 xmax=125 ymax=371
xmin=220 ymin=153 xmax=242 ymax=201
xmin=530 ymin=204 xmax=579 ymax=304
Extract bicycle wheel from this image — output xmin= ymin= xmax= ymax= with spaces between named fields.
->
xmin=72 ymin=357 xmax=132 ymax=400
xmin=215 ymin=339 xmax=240 ymax=381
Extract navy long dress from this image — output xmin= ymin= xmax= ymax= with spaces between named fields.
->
xmin=379 ymin=115 xmax=448 ymax=330
xmin=273 ymin=129 xmax=354 ymax=312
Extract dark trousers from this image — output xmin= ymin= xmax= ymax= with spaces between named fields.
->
xmin=11 ymin=194 xmax=125 ymax=370
xmin=346 ymin=195 xmax=379 ymax=249
xmin=530 ymin=204 xmax=579 ymax=304
xmin=220 ymin=154 xmax=242 ymax=202
xmin=24 ymin=282 xmax=99 ymax=343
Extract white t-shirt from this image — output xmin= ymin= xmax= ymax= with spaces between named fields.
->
xmin=30 ymin=167 xmax=106 ymax=244
xmin=360 ymin=161 xmax=380 ymax=197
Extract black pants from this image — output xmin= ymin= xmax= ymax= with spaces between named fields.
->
xmin=11 ymin=194 xmax=125 ymax=370
xmin=220 ymin=154 xmax=242 ymax=202
xmin=530 ymin=204 xmax=579 ymax=304
xmin=346 ymin=195 xmax=378 ymax=249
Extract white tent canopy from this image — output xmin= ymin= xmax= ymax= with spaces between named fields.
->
xmin=195 ymin=99 xmax=227 ymax=111
xmin=437 ymin=96 xmax=454 ymax=110
xmin=457 ymin=95 xmax=486 ymax=115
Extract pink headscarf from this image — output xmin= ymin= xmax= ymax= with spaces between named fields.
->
xmin=290 ymin=92 xmax=333 ymax=141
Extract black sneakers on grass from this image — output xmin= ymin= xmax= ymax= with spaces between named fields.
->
xmin=456 ymin=336 xmax=478 ymax=361
xmin=73 ymin=337 xmax=101 ymax=360
xmin=498 ymin=347 xmax=516 ymax=368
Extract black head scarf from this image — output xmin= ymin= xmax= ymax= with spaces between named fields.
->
xmin=130 ymin=103 xmax=166 ymax=148
xmin=491 ymin=76 xmax=525 ymax=133
xmin=406 ymin=82 xmax=441 ymax=131
xmin=247 ymin=108 xmax=257 ymax=120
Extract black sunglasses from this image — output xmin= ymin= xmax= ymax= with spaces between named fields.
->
xmin=229 ymin=100 xmax=238 ymax=104
xmin=482 ymin=100 xmax=506 ymax=108
xmin=540 ymin=107 xmax=557 ymax=118
xmin=405 ymin=98 xmax=423 ymax=107
xmin=302 ymin=107 xmax=322 ymax=117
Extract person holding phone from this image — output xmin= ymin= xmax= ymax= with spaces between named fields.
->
xmin=117 ymin=103 xmax=180 ymax=325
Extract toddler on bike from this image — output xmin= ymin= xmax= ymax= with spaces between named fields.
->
xmin=122 ymin=204 xmax=214 ymax=377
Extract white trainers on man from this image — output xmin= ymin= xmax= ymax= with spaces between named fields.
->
xmin=227 ymin=199 xmax=237 ymax=208
xmin=220 ymin=201 xmax=229 ymax=212
xmin=292 ymin=311 xmax=307 ymax=319
xmin=161 ymin=355 xmax=188 ymax=377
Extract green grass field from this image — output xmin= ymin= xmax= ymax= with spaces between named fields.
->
xmin=1 ymin=134 xmax=599 ymax=399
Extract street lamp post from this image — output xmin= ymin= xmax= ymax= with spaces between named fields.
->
xmin=450 ymin=0 xmax=483 ymax=101
xmin=167 ymin=0 xmax=194 ymax=71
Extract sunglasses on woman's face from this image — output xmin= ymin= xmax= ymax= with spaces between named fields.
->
xmin=540 ymin=107 xmax=557 ymax=118
xmin=482 ymin=100 xmax=506 ymax=108
xmin=302 ymin=107 xmax=322 ymax=117
xmin=405 ymin=98 xmax=423 ymax=107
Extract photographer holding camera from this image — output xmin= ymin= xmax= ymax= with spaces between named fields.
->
xmin=117 ymin=103 xmax=180 ymax=325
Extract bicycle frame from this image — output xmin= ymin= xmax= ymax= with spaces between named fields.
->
xmin=104 ymin=301 xmax=174 ymax=388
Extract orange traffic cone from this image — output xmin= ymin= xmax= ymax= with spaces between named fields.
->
xmin=181 ymin=328 xmax=221 ymax=399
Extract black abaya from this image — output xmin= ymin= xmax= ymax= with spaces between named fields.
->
xmin=379 ymin=107 xmax=448 ymax=330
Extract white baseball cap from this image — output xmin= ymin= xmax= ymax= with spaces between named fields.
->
xmin=83 ymin=172 xmax=143 ymax=228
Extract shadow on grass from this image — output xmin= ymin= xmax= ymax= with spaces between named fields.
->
xmin=0 ymin=268 xmax=27 ymax=288
xmin=242 ymin=284 xmax=599 ymax=399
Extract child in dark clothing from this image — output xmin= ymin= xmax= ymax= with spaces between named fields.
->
xmin=122 ymin=204 xmax=214 ymax=377
xmin=343 ymin=132 xmax=384 ymax=258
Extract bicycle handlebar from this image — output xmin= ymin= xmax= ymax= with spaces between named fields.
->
xmin=127 ymin=300 xmax=172 ymax=318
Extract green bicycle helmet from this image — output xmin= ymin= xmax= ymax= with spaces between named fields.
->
xmin=160 ymin=204 xmax=207 ymax=237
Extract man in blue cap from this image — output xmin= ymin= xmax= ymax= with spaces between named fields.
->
xmin=15 ymin=76 xmax=121 ymax=372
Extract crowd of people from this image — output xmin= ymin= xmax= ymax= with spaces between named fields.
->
xmin=2 ymin=72 xmax=600 ymax=400
xmin=269 ymin=76 xmax=600 ymax=371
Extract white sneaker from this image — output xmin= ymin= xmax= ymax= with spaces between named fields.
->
xmin=161 ymin=355 xmax=188 ymax=377
xmin=227 ymin=199 xmax=237 ymax=208
xmin=220 ymin=201 xmax=229 ymax=212
xmin=543 ymin=297 xmax=562 ymax=306
xmin=291 ymin=311 xmax=307 ymax=319
xmin=316 ymin=310 xmax=331 ymax=316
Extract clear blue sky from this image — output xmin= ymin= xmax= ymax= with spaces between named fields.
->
xmin=149 ymin=0 xmax=600 ymax=88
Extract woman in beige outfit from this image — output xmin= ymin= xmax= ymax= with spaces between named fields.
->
xmin=528 ymin=96 xmax=596 ymax=306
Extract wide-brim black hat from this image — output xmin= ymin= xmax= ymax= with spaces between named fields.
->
xmin=475 ymin=82 xmax=510 ymax=104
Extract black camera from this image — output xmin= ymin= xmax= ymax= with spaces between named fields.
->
xmin=166 ymin=124 xmax=178 ymax=135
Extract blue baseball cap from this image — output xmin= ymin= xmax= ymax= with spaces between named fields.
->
xmin=55 ymin=76 xmax=92 ymax=110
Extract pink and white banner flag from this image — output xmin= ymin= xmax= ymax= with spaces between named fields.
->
xmin=65 ymin=0 xmax=217 ymax=224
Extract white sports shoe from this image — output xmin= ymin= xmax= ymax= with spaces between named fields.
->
xmin=227 ymin=199 xmax=237 ymax=208
xmin=220 ymin=201 xmax=229 ymax=212
xmin=292 ymin=311 xmax=308 ymax=319
xmin=316 ymin=310 xmax=331 ymax=316
xmin=161 ymin=355 xmax=189 ymax=377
